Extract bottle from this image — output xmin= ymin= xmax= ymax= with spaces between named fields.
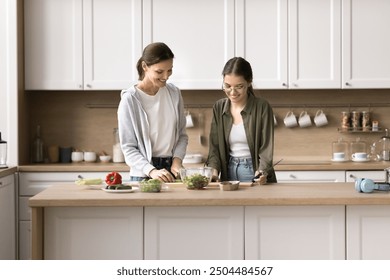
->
xmin=32 ymin=125 xmax=44 ymax=163
xmin=113 ymin=128 xmax=124 ymax=163
xmin=0 ymin=132 xmax=7 ymax=168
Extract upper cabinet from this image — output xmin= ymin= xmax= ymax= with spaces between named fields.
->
xmin=24 ymin=0 xmax=142 ymax=90
xmin=24 ymin=0 xmax=390 ymax=90
xmin=342 ymin=0 xmax=390 ymax=88
xmin=236 ymin=0 xmax=341 ymax=89
xmin=142 ymin=0 xmax=235 ymax=89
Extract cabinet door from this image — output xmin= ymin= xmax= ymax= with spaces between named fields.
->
xmin=347 ymin=205 xmax=390 ymax=259
xmin=0 ymin=174 xmax=16 ymax=260
xmin=44 ymin=207 xmax=143 ymax=259
xmin=275 ymin=171 xmax=345 ymax=183
xmin=342 ymin=0 xmax=390 ymax=88
xmin=245 ymin=205 xmax=345 ymax=260
xmin=142 ymin=0 xmax=235 ymax=89
xmin=83 ymin=0 xmax=142 ymax=90
xmin=24 ymin=0 xmax=83 ymax=90
xmin=236 ymin=0 xmax=288 ymax=89
xmin=144 ymin=206 xmax=244 ymax=260
xmin=289 ymin=0 xmax=341 ymax=89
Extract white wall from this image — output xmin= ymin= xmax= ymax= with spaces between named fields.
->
xmin=0 ymin=0 xmax=18 ymax=166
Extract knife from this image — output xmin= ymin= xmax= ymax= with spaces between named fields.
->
xmin=251 ymin=158 xmax=283 ymax=183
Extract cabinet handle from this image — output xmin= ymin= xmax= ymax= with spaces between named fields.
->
xmin=292 ymin=83 xmax=298 ymax=87
xmin=86 ymin=84 xmax=92 ymax=88
xmin=78 ymin=84 xmax=82 ymax=89
xmin=289 ymin=174 xmax=297 ymax=179
xmin=282 ymin=83 xmax=287 ymax=87
xmin=345 ymin=82 xmax=351 ymax=86
xmin=349 ymin=174 xmax=356 ymax=179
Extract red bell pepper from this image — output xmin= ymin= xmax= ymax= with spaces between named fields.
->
xmin=105 ymin=172 xmax=122 ymax=186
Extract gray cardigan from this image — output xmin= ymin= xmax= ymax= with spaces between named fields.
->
xmin=117 ymin=83 xmax=188 ymax=177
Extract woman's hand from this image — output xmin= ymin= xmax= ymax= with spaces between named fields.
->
xmin=170 ymin=157 xmax=183 ymax=179
xmin=149 ymin=168 xmax=175 ymax=182
xmin=211 ymin=168 xmax=220 ymax=182
xmin=254 ymin=175 xmax=267 ymax=185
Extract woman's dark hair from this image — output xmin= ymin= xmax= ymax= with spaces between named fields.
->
xmin=136 ymin=42 xmax=175 ymax=80
xmin=222 ymin=57 xmax=254 ymax=96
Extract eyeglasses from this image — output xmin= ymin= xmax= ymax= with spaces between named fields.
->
xmin=222 ymin=83 xmax=246 ymax=94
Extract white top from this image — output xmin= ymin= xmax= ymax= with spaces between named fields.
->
xmin=137 ymin=87 xmax=176 ymax=157
xmin=229 ymin=123 xmax=251 ymax=158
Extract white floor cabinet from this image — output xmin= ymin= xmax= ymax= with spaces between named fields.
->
xmin=144 ymin=206 xmax=244 ymax=260
xmin=0 ymin=174 xmax=16 ymax=259
xmin=245 ymin=205 xmax=345 ymax=260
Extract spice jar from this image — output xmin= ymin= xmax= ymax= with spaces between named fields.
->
xmin=113 ymin=128 xmax=125 ymax=163
xmin=351 ymin=111 xmax=361 ymax=131
xmin=361 ymin=111 xmax=371 ymax=131
xmin=341 ymin=111 xmax=350 ymax=131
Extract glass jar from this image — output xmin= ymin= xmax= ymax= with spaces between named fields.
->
xmin=350 ymin=137 xmax=367 ymax=161
xmin=112 ymin=128 xmax=125 ymax=163
xmin=332 ymin=138 xmax=349 ymax=161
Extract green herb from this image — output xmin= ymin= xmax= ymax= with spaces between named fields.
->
xmin=105 ymin=184 xmax=132 ymax=190
xmin=140 ymin=179 xmax=162 ymax=192
xmin=183 ymin=174 xmax=209 ymax=189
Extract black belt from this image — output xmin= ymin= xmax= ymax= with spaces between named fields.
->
xmin=152 ymin=157 xmax=173 ymax=165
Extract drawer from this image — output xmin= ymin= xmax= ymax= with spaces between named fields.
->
xmin=276 ymin=171 xmax=345 ymax=183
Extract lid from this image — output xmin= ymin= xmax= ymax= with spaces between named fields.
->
xmin=381 ymin=128 xmax=390 ymax=139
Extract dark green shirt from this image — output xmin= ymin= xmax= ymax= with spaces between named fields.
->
xmin=206 ymin=94 xmax=277 ymax=182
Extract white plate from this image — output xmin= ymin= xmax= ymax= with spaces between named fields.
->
xmin=352 ymin=158 xmax=370 ymax=162
xmin=101 ymin=186 xmax=139 ymax=193
xmin=331 ymin=158 xmax=349 ymax=162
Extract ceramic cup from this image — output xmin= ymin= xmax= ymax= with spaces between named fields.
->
xmin=333 ymin=152 xmax=346 ymax=160
xmin=352 ymin=152 xmax=368 ymax=160
xmin=284 ymin=111 xmax=298 ymax=128
xmin=84 ymin=151 xmax=97 ymax=162
xmin=48 ymin=145 xmax=59 ymax=163
xmin=186 ymin=112 xmax=194 ymax=128
xmin=314 ymin=110 xmax=328 ymax=127
xmin=298 ymin=111 xmax=312 ymax=128
xmin=71 ymin=151 xmax=84 ymax=163
xmin=59 ymin=147 xmax=72 ymax=163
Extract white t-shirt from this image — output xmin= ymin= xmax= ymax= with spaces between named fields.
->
xmin=229 ymin=122 xmax=251 ymax=158
xmin=137 ymin=87 xmax=176 ymax=157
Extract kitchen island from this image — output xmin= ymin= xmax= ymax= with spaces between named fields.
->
xmin=29 ymin=182 xmax=390 ymax=260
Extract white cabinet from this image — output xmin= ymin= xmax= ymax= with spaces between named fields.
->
xmin=18 ymin=171 xmax=127 ymax=259
xmin=0 ymin=174 xmax=16 ymax=259
xmin=142 ymin=0 xmax=235 ymax=89
xmin=275 ymin=171 xmax=345 ymax=183
xmin=144 ymin=206 xmax=244 ymax=260
xmin=236 ymin=0 xmax=341 ymax=89
xmin=347 ymin=205 xmax=390 ymax=259
xmin=44 ymin=207 xmax=143 ymax=259
xmin=24 ymin=0 xmax=142 ymax=90
xmin=245 ymin=205 xmax=345 ymax=260
xmin=342 ymin=0 xmax=390 ymax=88
xmin=346 ymin=170 xmax=387 ymax=182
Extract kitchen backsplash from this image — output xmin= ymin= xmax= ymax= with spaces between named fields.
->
xmin=24 ymin=89 xmax=390 ymax=164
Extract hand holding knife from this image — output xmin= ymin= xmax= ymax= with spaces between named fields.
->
xmin=252 ymin=158 xmax=283 ymax=183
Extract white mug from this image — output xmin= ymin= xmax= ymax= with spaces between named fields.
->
xmin=284 ymin=111 xmax=298 ymax=128
xmin=71 ymin=151 xmax=84 ymax=163
xmin=298 ymin=111 xmax=312 ymax=128
xmin=352 ymin=152 xmax=367 ymax=160
xmin=333 ymin=152 xmax=345 ymax=160
xmin=314 ymin=110 xmax=328 ymax=127
xmin=186 ymin=112 xmax=194 ymax=128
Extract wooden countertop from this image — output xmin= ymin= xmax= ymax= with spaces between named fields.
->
xmin=18 ymin=160 xmax=390 ymax=172
xmin=29 ymin=182 xmax=390 ymax=207
xmin=0 ymin=166 xmax=17 ymax=178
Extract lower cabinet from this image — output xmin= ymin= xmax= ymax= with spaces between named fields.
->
xmin=347 ymin=205 xmax=390 ymax=260
xmin=144 ymin=206 xmax=244 ymax=260
xmin=44 ymin=207 xmax=143 ymax=260
xmin=0 ymin=174 xmax=16 ymax=259
xmin=245 ymin=206 xmax=345 ymax=260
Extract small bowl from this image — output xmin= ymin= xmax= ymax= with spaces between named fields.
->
xmin=180 ymin=167 xmax=213 ymax=189
xmin=71 ymin=151 xmax=84 ymax=163
xmin=99 ymin=155 xmax=111 ymax=163
xmin=84 ymin=152 xmax=97 ymax=162
xmin=219 ymin=181 xmax=240 ymax=191
xmin=139 ymin=179 xmax=162 ymax=193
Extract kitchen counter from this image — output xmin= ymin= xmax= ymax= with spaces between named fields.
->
xmin=0 ymin=166 xmax=17 ymax=178
xmin=29 ymin=182 xmax=390 ymax=260
xmin=18 ymin=160 xmax=390 ymax=172
xmin=29 ymin=182 xmax=390 ymax=207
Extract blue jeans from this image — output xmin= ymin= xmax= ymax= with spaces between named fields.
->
xmin=227 ymin=157 xmax=254 ymax=182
